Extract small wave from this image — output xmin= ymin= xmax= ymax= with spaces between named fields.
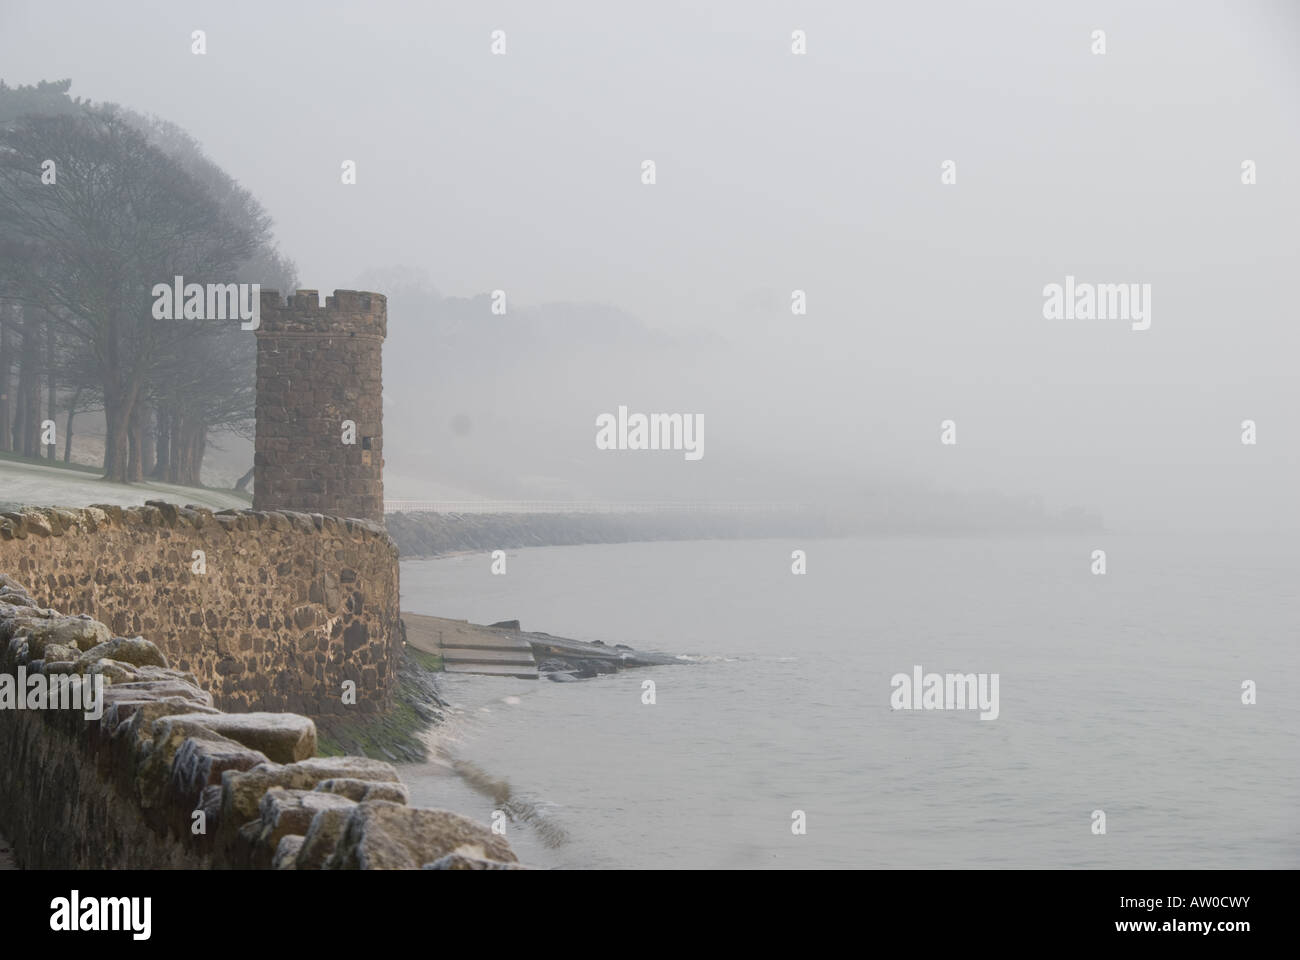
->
xmin=443 ymin=753 xmax=571 ymax=849
xmin=675 ymin=654 xmax=738 ymax=663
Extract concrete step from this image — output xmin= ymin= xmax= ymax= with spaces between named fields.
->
xmin=440 ymin=647 xmax=537 ymax=666
xmin=432 ymin=637 xmax=533 ymax=653
xmin=443 ymin=662 xmax=539 ymax=679
xmin=403 ymin=613 xmax=533 ymax=653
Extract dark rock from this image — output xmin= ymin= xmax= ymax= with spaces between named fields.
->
xmin=324 ymin=800 xmax=517 ymax=870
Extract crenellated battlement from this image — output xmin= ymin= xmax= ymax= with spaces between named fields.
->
xmin=258 ymin=289 xmax=387 ymax=340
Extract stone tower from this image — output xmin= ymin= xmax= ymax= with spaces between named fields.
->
xmin=254 ymin=289 xmax=386 ymax=522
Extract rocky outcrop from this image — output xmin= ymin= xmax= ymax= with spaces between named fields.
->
xmin=0 ymin=503 xmax=400 ymax=715
xmin=0 ymin=575 xmax=518 ymax=870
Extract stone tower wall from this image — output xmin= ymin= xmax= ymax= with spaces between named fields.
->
xmin=254 ymin=290 xmax=386 ymax=523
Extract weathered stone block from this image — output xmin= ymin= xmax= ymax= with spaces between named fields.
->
xmin=15 ymin=614 xmax=110 ymax=656
xmin=324 ymin=801 xmax=517 ymax=870
xmin=176 ymin=711 xmax=316 ymax=764
xmin=219 ymin=755 xmax=399 ymax=825
xmin=169 ymin=736 xmax=270 ymax=836
xmin=77 ymin=636 xmax=169 ymax=670
xmin=312 ymin=777 xmax=409 ymax=804
xmin=243 ymin=787 xmax=356 ymax=867
xmin=272 ymin=834 xmax=305 ymax=870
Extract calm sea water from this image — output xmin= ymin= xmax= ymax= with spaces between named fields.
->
xmin=399 ymin=535 xmax=1299 ymax=869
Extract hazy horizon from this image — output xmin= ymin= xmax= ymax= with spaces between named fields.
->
xmin=3 ymin=0 xmax=1297 ymax=533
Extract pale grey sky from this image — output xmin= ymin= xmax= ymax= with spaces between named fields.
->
xmin=2 ymin=0 xmax=1297 ymax=531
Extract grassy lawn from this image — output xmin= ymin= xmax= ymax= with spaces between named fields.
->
xmin=0 ymin=448 xmax=103 ymax=475
xmin=0 ymin=450 xmax=252 ymax=511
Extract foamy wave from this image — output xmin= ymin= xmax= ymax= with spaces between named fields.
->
xmin=443 ymin=752 xmax=571 ymax=849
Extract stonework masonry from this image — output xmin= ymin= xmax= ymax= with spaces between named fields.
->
xmin=0 ymin=573 xmax=520 ymax=869
xmin=0 ymin=503 xmax=399 ymax=716
xmin=0 ymin=286 xmax=478 ymax=868
xmin=254 ymin=289 xmax=386 ymax=523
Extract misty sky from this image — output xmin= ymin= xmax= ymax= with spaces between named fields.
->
xmin=2 ymin=1 xmax=1298 ymax=532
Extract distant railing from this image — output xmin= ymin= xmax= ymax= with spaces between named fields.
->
xmin=384 ymin=499 xmax=813 ymax=515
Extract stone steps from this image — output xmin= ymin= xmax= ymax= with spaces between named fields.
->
xmin=403 ymin=612 xmax=539 ymax=679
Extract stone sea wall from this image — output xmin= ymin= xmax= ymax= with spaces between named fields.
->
xmin=0 ymin=573 xmax=519 ymax=869
xmin=0 ymin=503 xmax=398 ymax=715
xmin=386 ymin=509 xmax=834 ymax=557
xmin=386 ymin=502 xmax=1105 ymax=558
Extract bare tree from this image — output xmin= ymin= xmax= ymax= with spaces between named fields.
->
xmin=0 ymin=83 xmax=296 ymax=484
xmin=0 ymin=107 xmax=260 ymax=481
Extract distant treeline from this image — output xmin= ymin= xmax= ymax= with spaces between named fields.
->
xmin=0 ymin=79 xmax=294 ymax=483
xmin=386 ymin=510 xmax=833 ymax=556
xmin=386 ymin=506 xmax=1103 ymax=557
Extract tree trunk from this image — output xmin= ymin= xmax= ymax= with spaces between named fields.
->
xmin=140 ymin=405 xmax=155 ymax=478
xmin=63 ymin=386 xmax=82 ymax=462
xmin=45 ymin=316 xmax=56 ymax=460
xmin=152 ymin=407 xmax=170 ymax=478
xmin=127 ymin=404 xmax=142 ymax=482
xmin=191 ymin=426 xmax=206 ymax=486
xmin=15 ymin=306 xmax=40 ymax=458
xmin=0 ymin=302 xmax=12 ymax=453
xmin=10 ymin=372 xmax=24 ymax=455
xmin=179 ymin=421 xmax=201 ymax=486
xmin=103 ymin=400 xmax=126 ymax=482
xmin=101 ymin=381 xmax=137 ymax=484
xmin=25 ymin=312 xmax=41 ymax=458
xmin=11 ymin=307 xmax=25 ymax=455
xmin=167 ymin=413 xmax=181 ymax=484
